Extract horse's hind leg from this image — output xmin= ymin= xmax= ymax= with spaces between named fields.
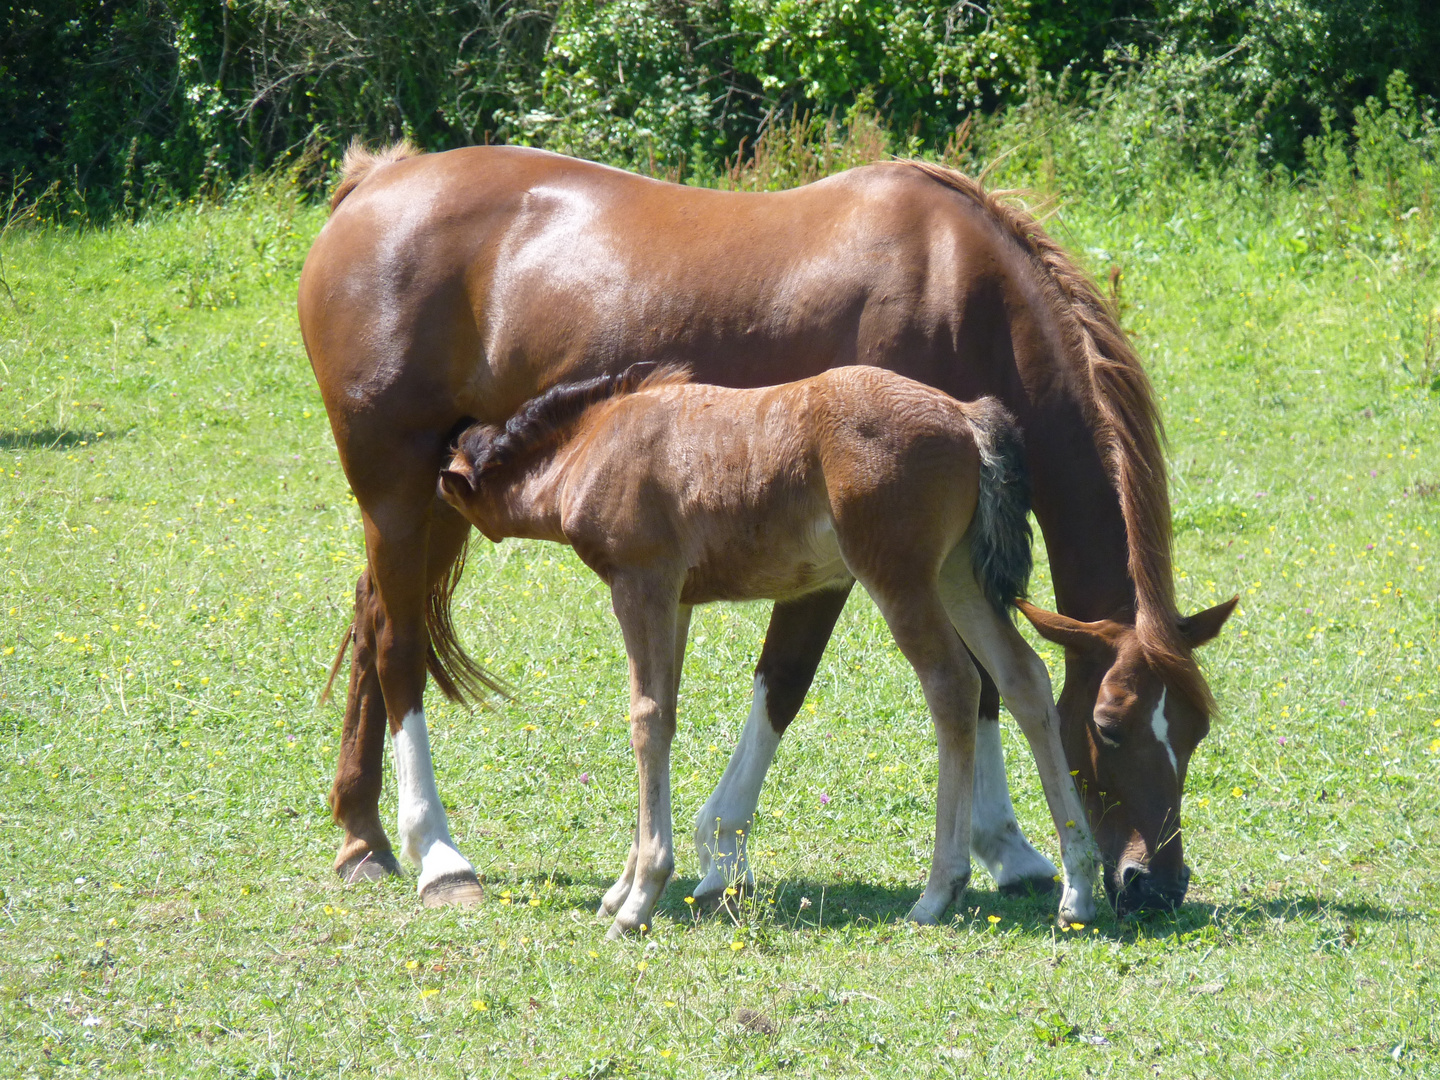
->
xmin=331 ymin=452 xmax=483 ymax=906
xmin=331 ymin=568 xmax=402 ymax=883
xmin=969 ymin=657 xmax=1062 ymax=894
xmin=693 ymin=586 xmax=852 ymax=907
xmin=862 ymin=584 xmax=980 ymax=926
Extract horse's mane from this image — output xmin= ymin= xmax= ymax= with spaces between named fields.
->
xmin=899 ymin=161 xmax=1211 ymax=712
xmin=330 ymin=138 xmax=422 ymax=212
xmin=455 ymin=362 xmax=689 ymax=478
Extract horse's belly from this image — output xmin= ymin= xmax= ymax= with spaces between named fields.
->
xmin=679 ymin=515 xmax=850 ymax=605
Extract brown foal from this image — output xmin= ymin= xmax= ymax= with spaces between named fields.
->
xmin=436 ymin=364 xmax=1100 ymax=936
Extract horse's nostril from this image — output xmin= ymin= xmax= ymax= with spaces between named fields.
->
xmin=1118 ymin=864 xmax=1144 ymax=891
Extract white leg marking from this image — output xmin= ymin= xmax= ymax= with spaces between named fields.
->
xmin=970 ymin=717 xmax=1060 ymax=888
xmin=693 ymin=676 xmax=781 ymax=902
xmin=392 ymin=709 xmax=476 ymax=895
xmin=1150 ymin=688 xmax=1178 ymax=774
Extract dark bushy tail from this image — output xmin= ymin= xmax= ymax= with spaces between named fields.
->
xmin=966 ymin=398 xmax=1033 ymax=615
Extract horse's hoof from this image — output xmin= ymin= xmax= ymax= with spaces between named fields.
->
xmin=420 ymin=873 xmax=484 ymax=909
xmin=692 ymin=872 xmax=751 ymax=913
xmin=337 ymin=849 xmax=401 ymax=884
xmin=999 ymin=872 xmax=1061 ymax=898
xmin=905 ymin=903 xmax=943 ymax=926
xmin=1058 ymin=885 xmax=1096 ymax=926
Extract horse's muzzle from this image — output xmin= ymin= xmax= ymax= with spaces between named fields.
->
xmin=1106 ymin=861 xmax=1191 ymax=916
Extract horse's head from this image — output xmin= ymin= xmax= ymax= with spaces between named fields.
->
xmin=1016 ymin=597 xmax=1236 ymax=916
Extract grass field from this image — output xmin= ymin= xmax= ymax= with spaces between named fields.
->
xmin=1 ymin=161 xmax=1437 ymax=1078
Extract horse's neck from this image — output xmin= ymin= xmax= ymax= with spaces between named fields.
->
xmin=1003 ymin=356 xmax=1142 ymax=628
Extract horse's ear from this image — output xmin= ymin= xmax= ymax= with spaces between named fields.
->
xmin=1178 ymin=596 xmax=1238 ymax=648
xmin=1014 ymin=600 xmax=1122 ymax=655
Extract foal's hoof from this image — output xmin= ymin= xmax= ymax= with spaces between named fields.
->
xmin=998 ymin=872 xmax=1060 ymax=898
xmin=905 ymin=902 xmax=945 ymax=927
xmin=337 ymin=849 xmax=401 ymax=884
xmin=420 ymin=873 xmax=484 ymax=909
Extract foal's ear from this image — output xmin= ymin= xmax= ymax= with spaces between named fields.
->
xmin=1177 ymin=595 xmax=1238 ymax=649
xmin=437 ymin=462 xmax=477 ymax=503
xmin=1014 ymin=600 xmax=1123 ymax=655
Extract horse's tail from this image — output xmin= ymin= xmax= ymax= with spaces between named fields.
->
xmin=965 ymin=397 xmax=1034 ymax=615
xmin=318 ymin=538 xmax=510 ymax=707
xmin=424 ymin=535 xmax=511 ymax=704
xmin=330 ymin=138 xmax=422 ymax=212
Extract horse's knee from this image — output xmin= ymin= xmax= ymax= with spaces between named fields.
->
xmin=628 ymin=699 xmax=674 ymax=755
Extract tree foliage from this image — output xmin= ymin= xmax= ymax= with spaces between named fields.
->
xmin=2 ymin=0 xmax=1436 ymax=213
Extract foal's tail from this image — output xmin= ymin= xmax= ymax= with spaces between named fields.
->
xmin=966 ymin=398 xmax=1034 ymax=615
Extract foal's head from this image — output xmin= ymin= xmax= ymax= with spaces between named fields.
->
xmin=437 ymin=361 xmax=678 ymax=535
xmin=1017 ymin=597 xmax=1236 ymax=916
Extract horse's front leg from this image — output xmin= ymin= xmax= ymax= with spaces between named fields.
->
xmin=693 ymin=586 xmax=852 ymax=906
xmin=602 ymin=575 xmax=685 ymax=938
xmin=599 ymin=604 xmax=691 ymax=919
xmin=969 ymin=658 xmax=1062 ymax=894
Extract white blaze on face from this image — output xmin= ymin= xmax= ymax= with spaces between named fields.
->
xmin=1149 ymin=688 xmax=1178 ymax=775
xmin=393 ymin=709 xmax=476 ymax=893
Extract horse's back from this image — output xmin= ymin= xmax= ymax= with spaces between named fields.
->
xmin=299 ymin=147 xmax=1024 ymax=441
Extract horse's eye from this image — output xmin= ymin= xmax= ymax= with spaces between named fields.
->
xmin=1094 ymin=716 xmax=1125 ymax=748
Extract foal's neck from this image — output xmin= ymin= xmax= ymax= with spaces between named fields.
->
xmin=478 ymin=439 xmax=577 ymax=543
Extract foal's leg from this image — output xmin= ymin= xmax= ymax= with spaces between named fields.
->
xmin=693 ymin=586 xmax=852 ymax=906
xmin=602 ymin=577 xmax=685 ymax=938
xmin=599 ymin=604 xmax=690 ymax=919
xmin=940 ymin=558 xmax=1099 ymax=924
xmin=970 ymin=659 xmax=1062 ymax=894
xmin=864 ymin=585 xmax=980 ymax=926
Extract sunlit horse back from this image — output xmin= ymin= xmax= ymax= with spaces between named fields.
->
xmin=437 ymin=364 xmax=1101 ymax=935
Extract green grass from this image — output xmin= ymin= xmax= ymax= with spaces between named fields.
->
xmin=1 ymin=168 xmax=1437 ymax=1078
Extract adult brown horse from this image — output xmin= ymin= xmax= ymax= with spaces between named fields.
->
xmin=297 ymin=142 xmax=1235 ymax=917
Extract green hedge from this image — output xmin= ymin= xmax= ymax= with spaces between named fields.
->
xmin=3 ymin=1 xmax=1437 ymax=215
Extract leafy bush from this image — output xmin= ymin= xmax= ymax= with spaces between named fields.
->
xmin=2 ymin=0 xmax=1437 ymax=212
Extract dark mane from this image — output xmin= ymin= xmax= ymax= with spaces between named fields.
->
xmin=899 ymin=161 xmax=1212 ymax=713
xmin=455 ymin=362 xmax=688 ymax=477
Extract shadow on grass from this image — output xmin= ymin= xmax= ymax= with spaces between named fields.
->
xmin=501 ymin=869 xmax=1070 ymax=934
xmin=1173 ymin=895 xmax=1411 ymax=929
xmin=0 ymin=427 xmax=112 ymax=450
xmin=476 ymin=868 xmax=1414 ymax=940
